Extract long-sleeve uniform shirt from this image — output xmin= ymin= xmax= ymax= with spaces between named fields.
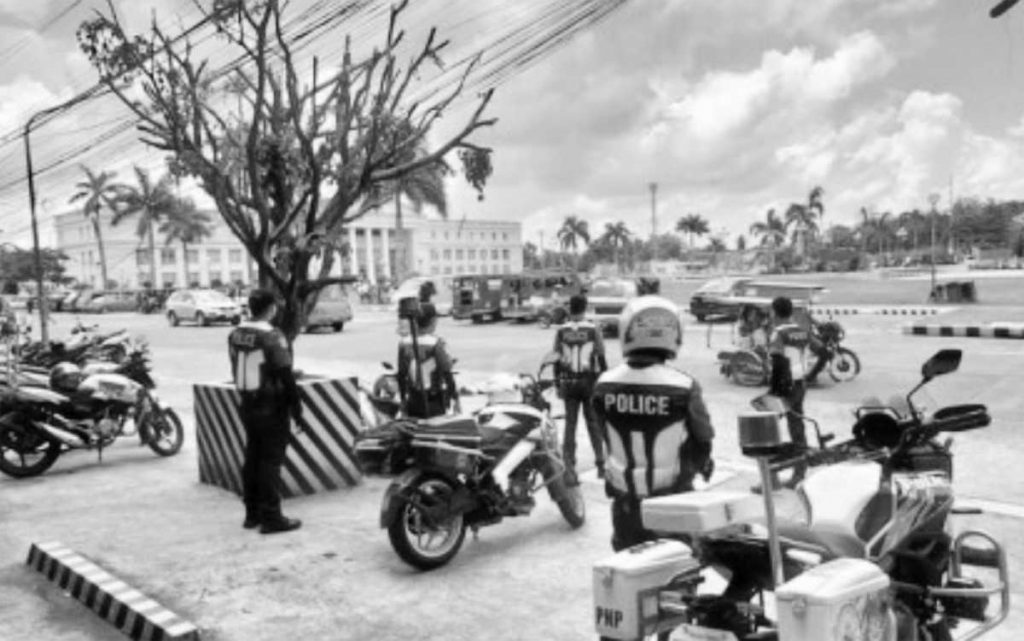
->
xmin=552 ymin=319 xmax=607 ymax=380
xmin=397 ymin=333 xmax=457 ymax=418
xmin=768 ymin=321 xmax=810 ymax=391
xmin=593 ymin=362 xmax=714 ymax=498
xmin=227 ymin=320 xmax=301 ymax=416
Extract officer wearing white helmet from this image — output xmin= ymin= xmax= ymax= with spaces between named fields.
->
xmin=593 ymin=295 xmax=715 ymax=551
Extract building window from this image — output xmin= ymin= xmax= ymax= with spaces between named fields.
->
xmin=502 ymin=249 xmax=510 ymax=260
xmin=443 ymin=266 xmax=451 ymax=275
xmin=443 ymin=249 xmax=452 ymax=260
xmin=207 ymin=249 xmax=221 ymax=264
xmin=503 ymin=232 xmax=508 ymax=241
xmin=137 ymin=272 xmax=149 ymax=287
xmin=229 ymin=249 xmax=243 ymax=264
xmin=491 ymin=249 xmax=499 ymax=260
xmin=229 ymin=270 xmax=244 ymax=284
xmin=431 ymin=231 xmax=436 ymax=239
xmin=468 ymin=249 xmax=476 ymax=260
xmin=188 ymin=272 xmax=201 ymax=286
xmin=455 ymin=249 xmax=464 ymax=260
xmin=430 ymin=266 xmax=439 ymax=275
xmin=160 ymin=248 xmax=176 ymax=265
xmin=492 ymin=232 xmax=497 ymax=241
xmin=503 ymin=263 xmax=510 ymax=273
xmin=186 ymin=249 xmax=199 ymax=264
xmin=480 ymin=265 xmax=488 ymax=274
xmin=136 ymin=249 xmax=151 ymax=266
xmin=162 ymin=273 xmax=176 ymax=287
xmin=430 ymin=249 xmax=439 ymax=261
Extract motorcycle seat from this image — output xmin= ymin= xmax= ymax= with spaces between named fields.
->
xmin=412 ymin=416 xmax=483 ymax=443
xmin=777 ymin=521 xmax=866 ymax=560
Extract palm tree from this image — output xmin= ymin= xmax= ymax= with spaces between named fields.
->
xmin=749 ymin=208 xmax=787 ymax=248
xmin=600 ymin=221 xmax=631 ymax=273
xmin=68 ymin=166 xmax=119 ymax=289
xmin=557 ymin=215 xmax=590 ymax=269
xmin=785 ymin=186 xmax=825 ymax=255
xmin=736 ymin=234 xmax=747 ymax=251
xmin=110 ymin=167 xmax=178 ymax=287
xmin=159 ymin=201 xmax=212 ymax=287
xmin=675 ymin=213 xmax=710 ymax=248
xmin=706 ymin=237 xmax=727 ymax=252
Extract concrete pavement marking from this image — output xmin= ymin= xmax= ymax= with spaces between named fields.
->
xmin=25 ymin=542 xmax=200 ymax=641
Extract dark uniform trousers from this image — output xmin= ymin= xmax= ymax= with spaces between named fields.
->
xmin=562 ymin=376 xmax=604 ymax=470
xmin=610 ymin=480 xmax=694 ymax=552
xmin=241 ymin=396 xmax=292 ymax=521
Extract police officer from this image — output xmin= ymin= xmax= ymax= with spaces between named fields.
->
xmin=227 ymin=289 xmax=303 ymax=534
xmin=593 ymin=296 xmax=715 ymax=551
xmin=765 ymin=295 xmax=810 ymax=489
xmin=553 ymin=294 xmax=607 ymax=485
xmin=397 ymin=302 xmax=460 ymax=419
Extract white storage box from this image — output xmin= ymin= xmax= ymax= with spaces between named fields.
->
xmin=641 ymin=491 xmax=763 ymax=535
xmin=776 ymin=558 xmax=895 ymax=641
xmin=593 ymin=539 xmax=697 ymax=640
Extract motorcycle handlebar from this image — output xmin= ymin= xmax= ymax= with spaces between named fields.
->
xmin=769 ymin=441 xmax=888 ymax=473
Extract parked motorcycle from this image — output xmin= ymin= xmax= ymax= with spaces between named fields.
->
xmin=594 ymin=349 xmax=1007 ymax=641
xmin=16 ymin=321 xmax=132 ymax=369
xmin=0 ymin=351 xmax=183 ymax=478
xmin=811 ymin=319 xmax=861 ymax=383
xmin=717 ymin=345 xmax=769 ymax=387
xmin=355 ymin=355 xmax=585 ymax=570
xmin=717 ymin=320 xmax=861 ymax=387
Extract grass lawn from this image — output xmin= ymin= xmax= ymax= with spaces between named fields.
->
xmin=659 ymin=270 xmax=1024 ymax=307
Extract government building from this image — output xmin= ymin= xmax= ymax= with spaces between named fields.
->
xmin=53 ymin=207 xmax=522 ymax=289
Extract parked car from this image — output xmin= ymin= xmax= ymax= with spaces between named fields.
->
xmin=304 ymin=283 xmax=354 ymax=332
xmin=64 ymin=288 xmax=95 ymax=313
xmin=79 ymin=291 xmax=139 ymax=314
xmin=165 ymin=289 xmax=243 ymax=327
xmin=586 ymin=277 xmax=639 ymax=336
xmin=688 ymin=277 xmax=827 ymax=322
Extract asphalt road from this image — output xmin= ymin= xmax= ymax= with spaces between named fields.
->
xmin=1 ymin=306 xmax=1023 ymax=640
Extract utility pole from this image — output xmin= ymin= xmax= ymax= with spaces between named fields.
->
xmin=948 ymin=174 xmax=955 ymax=258
xmin=649 ymin=182 xmax=658 ymax=262
xmin=538 ymin=230 xmax=544 ymax=269
xmin=928 ymin=193 xmax=940 ymax=297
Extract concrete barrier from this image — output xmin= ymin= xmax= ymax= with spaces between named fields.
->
xmin=812 ymin=305 xmax=951 ymax=317
xmin=193 ymin=375 xmax=364 ymax=498
xmin=26 ymin=541 xmax=199 ymax=641
xmin=902 ymin=323 xmax=1024 ymax=339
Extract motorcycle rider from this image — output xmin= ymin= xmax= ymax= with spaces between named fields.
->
xmin=761 ymin=295 xmax=811 ymax=490
xmin=553 ymin=293 xmax=607 ymax=485
xmin=803 ymin=315 xmax=831 ymax=385
xmin=227 ymin=288 xmax=304 ymax=534
xmin=397 ymin=301 xmax=460 ymax=419
xmin=593 ymin=296 xmax=715 ymax=551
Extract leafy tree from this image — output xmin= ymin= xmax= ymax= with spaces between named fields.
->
xmin=78 ymin=0 xmax=496 ymax=341
xmin=159 ymin=201 xmax=213 ymax=285
xmin=749 ymin=208 xmax=787 ymax=248
xmin=110 ymin=167 xmax=178 ymax=287
xmin=0 ymin=247 xmax=69 ymax=284
xmin=675 ymin=213 xmax=710 ymax=248
xmin=735 ymin=234 xmax=747 ymax=251
xmin=557 ymin=215 xmax=591 ymax=269
xmin=598 ymin=221 xmax=631 ymax=272
xmin=784 ymin=186 xmax=824 ymax=255
xmin=522 ymin=242 xmax=541 ymax=270
xmin=68 ymin=166 xmax=119 ymax=290
xmin=706 ymin=237 xmax=727 ymax=252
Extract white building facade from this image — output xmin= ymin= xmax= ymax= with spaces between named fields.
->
xmin=55 ymin=207 xmax=522 ymax=289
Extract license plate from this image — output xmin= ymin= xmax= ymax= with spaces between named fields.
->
xmin=669 ymin=624 xmax=739 ymax=641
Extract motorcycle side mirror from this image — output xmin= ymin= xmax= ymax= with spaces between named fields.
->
xmin=921 ymin=349 xmax=962 ymax=382
xmin=541 ymin=351 xmax=561 ymax=367
xmin=381 ymin=361 xmax=394 ymax=371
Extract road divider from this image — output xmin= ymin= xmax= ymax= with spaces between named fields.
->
xmin=25 ymin=541 xmax=199 ymax=641
xmin=903 ymin=323 xmax=1024 ymax=339
xmin=812 ymin=305 xmax=953 ymax=316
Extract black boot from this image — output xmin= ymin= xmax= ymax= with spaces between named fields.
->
xmin=243 ymin=507 xmax=261 ymax=530
xmin=260 ymin=516 xmax=302 ymax=535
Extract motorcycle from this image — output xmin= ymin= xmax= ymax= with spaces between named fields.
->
xmin=17 ymin=321 xmax=132 ymax=369
xmin=0 ymin=348 xmax=183 ymax=478
xmin=593 ymin=349 xmax=1008 ymax=641
xmin=717 ymin=345 xmax=770 ymax=387
xmin=810 ymin=319 xmax=860 ymax=383
xmin=717 ymin=320 xmax=861 ymax=387
xmin=355 ymin=354 xmax=585 ymax=570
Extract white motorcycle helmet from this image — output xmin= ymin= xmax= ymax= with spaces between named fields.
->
xmin=619 ymin=295 xmax=683 ymax=360
xmin=49 ymin=362 xmax=83 ymax=393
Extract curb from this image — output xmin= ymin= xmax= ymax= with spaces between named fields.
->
xmin=902 ymin=324 xmax=1024 ymax=339
xmin=812 ymin=306 xmax=949 ymax=316
xmin=26 ymin=541 xmax=199 ymax=641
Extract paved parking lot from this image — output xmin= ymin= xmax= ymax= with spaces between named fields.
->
xmin=2 ymin=307 xmax=1022 ymax=640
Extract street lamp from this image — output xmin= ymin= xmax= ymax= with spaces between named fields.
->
xmin=23 ymin=93 xmax=95 ymax=343
xmin=928 ymin=193 xmax=940 ymax=297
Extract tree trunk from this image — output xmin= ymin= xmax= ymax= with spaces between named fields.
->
xmin=394 ymin=190 xmax=404 ymax=281
xmin=93 ymin=218 xmax=110 ymax=290
xmin=181 ymin=240 xmax=190 ymax=286
xmin=148 ymin=219 xmax=157 ymax=288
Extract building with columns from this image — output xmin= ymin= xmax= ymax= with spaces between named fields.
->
xmin=54 ymin=206 xmax=522 ymax=289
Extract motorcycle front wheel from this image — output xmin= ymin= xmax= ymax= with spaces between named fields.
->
xmin=386 ymin=476 xmax=467 ymax=570
xmin=0 ymin=422 xmax=61 ymax=478
xmin=827 ymin=347 xmax=861 ymax=383
xmin=730 ymin=351 xmax=768 ymax=387
xmin=542 ymin=459 xmax=586 ymax=528
xmin=145 ymin=408 xmax=184 ymax=456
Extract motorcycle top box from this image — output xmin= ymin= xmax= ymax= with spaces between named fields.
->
xmin=593 ymin=539 xmax=698 ymax=641
xmin=775 ymin=558 xmax=894 ymax=641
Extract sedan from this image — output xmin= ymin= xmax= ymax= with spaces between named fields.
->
xmin=166 ymin=289 xmax=243 ymax=327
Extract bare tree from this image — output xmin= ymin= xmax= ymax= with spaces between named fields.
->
xmin=77 ymin=0 xmax=495 ymax=341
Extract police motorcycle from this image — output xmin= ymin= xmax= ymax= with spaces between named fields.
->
xmin=593 ymin=349 xmax=1008 ymax=641
xmin=0 ymin=342 xmax=182 ymax=478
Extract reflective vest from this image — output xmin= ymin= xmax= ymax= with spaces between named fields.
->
xmin=555 ymin=320 xmax=601 ymax=377
xmin=770 ymin=322 xmax=810 ymax=380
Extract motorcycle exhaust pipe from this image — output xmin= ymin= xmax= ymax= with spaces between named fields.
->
xmin=35 ymin=422 xmax=87 ymax=448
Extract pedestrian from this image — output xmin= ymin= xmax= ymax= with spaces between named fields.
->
xmin=761 ymin=295 xmax=811 ymax=490
xmin=553 ymin=293 xmax=608 ymax=485
xmin=593 ymin=296 xmax=715 ymax=551
xmin=227 ymin=288 xmax=304 ymax=534
xmin=397 ymin=301 xmax=460 ymax=419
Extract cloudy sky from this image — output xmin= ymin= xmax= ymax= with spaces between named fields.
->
xmin=1 ymin=0 xmax=1024 ymax=251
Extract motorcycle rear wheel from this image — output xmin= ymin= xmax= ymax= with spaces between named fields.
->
xmin=146 ymin=408 xmax=184 ymax=456
xmin=0 ymin=423 xmax=61 ymax=478
xmin=386 ymin=477 xmax=467 ymax=570
xmin=827 ymin=347 xmax=861 ymax=383
xmin=543 ymin=460 xmax=586 ymax=528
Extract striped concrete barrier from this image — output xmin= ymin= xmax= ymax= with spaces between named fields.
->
xmin=902 ymin=323 xmax=1024 ymax=339
xmin=812 ymin=306 xmax=949 ymax=317
xmin=193 ymin=376 xmax=364 ymax=498
xmin=26 ymin=541 xmax=198 ymax=641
